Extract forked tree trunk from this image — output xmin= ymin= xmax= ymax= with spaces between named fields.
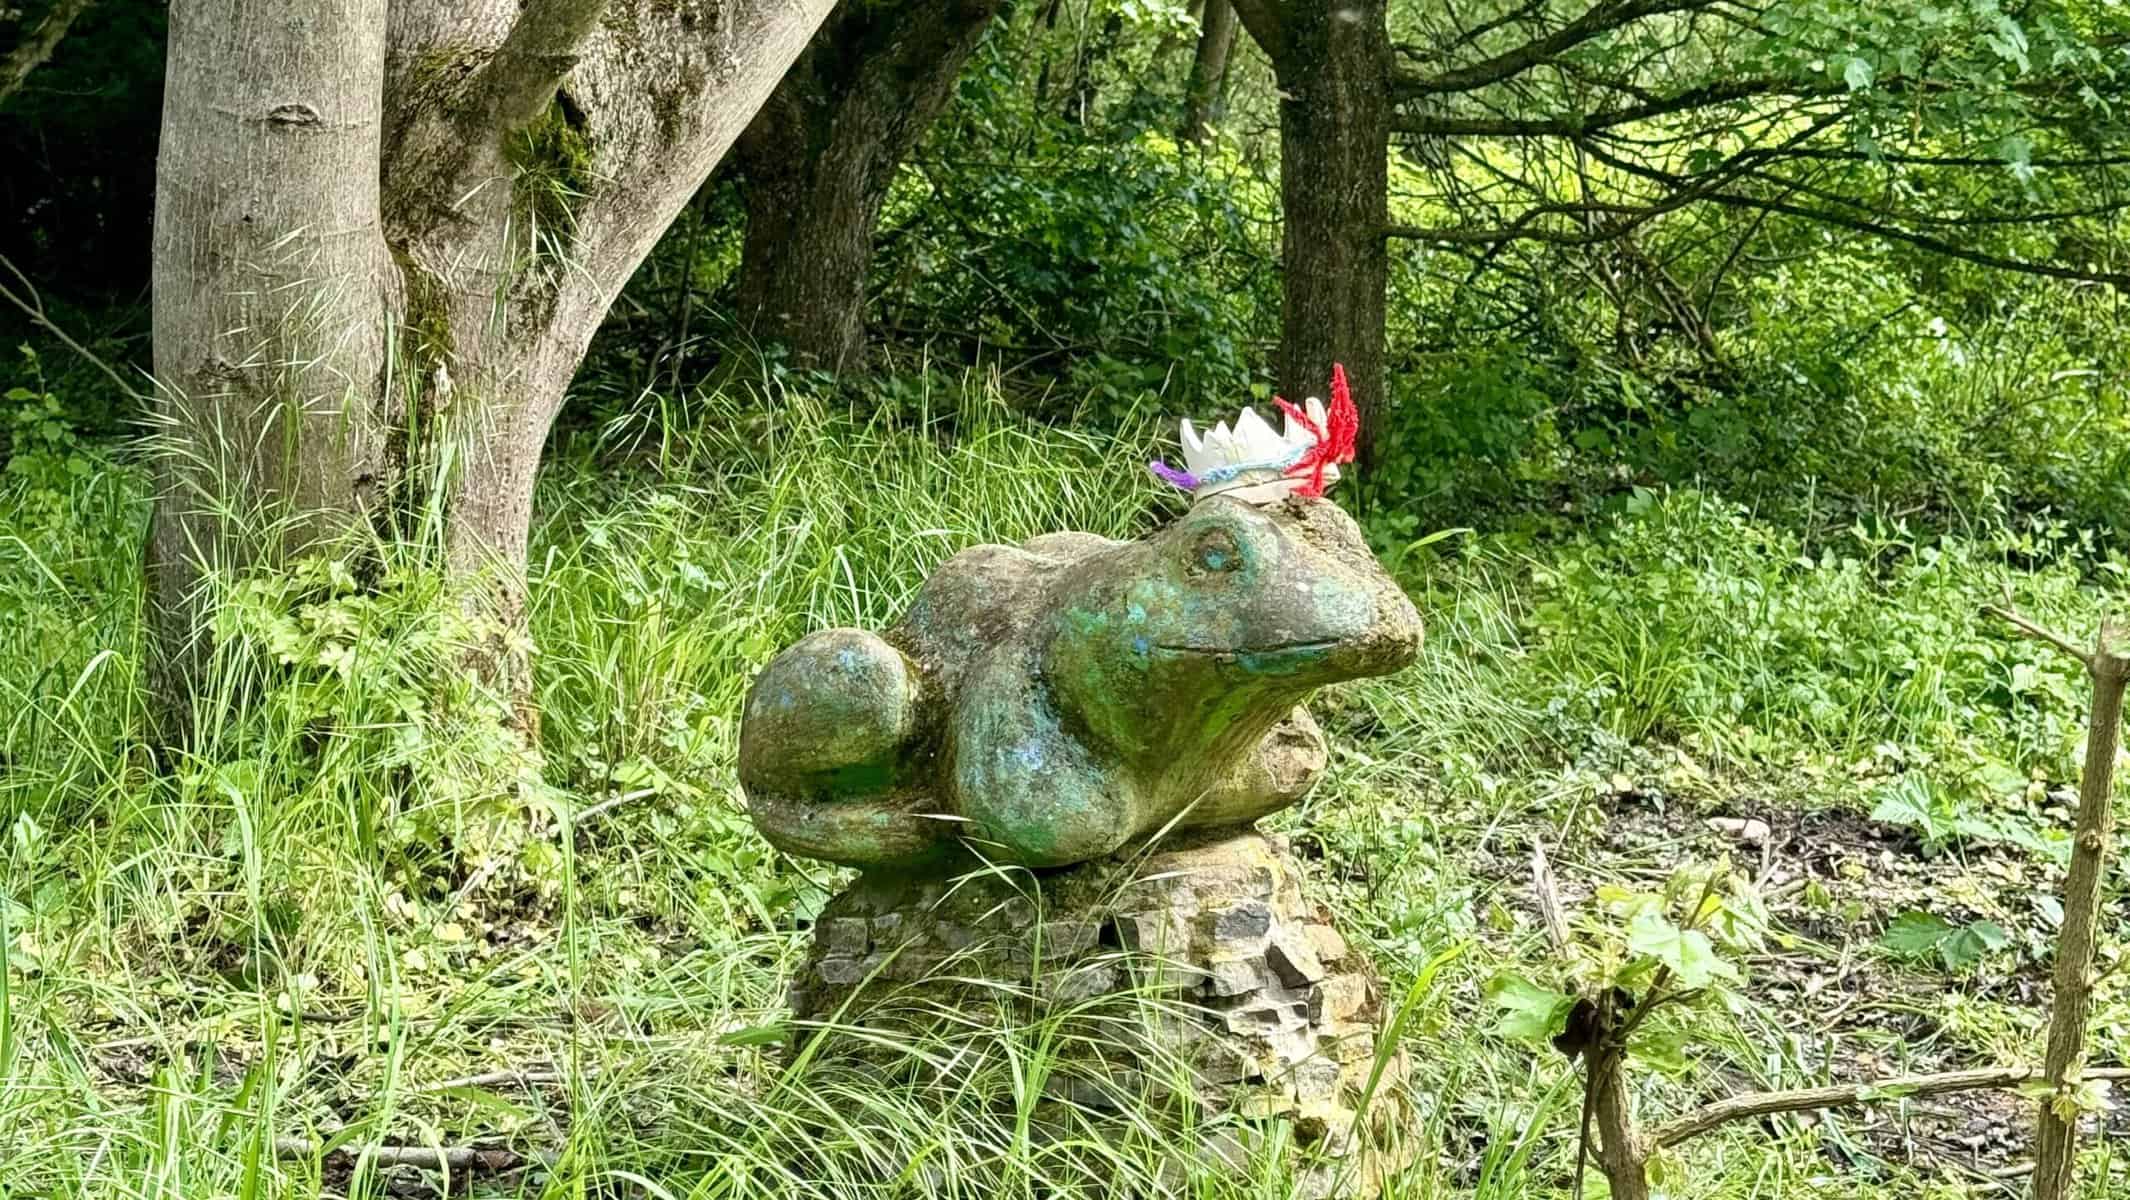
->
xmin=731 ymin=0 xmax=1006 ymax=374
xmin=148 ymin=0 xmax=837 ymax=740
xmin=1229 ymin=0 xmax=1390 ymax=462
xmin=1179 ymin=0 xmax=1240 ymax=143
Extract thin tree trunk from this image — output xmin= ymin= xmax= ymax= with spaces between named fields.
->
xmin=2033 ymin=622 xmax=2130 ymax=1200
xmin=148 ymin=0 xmax=393 ymax=736
xmin=0 ymin=0 xmax=96 ymax=107
xmin=1061 ymin=7 xmax=1122 ymax=124
xmin=733 ymin=0 xmax=1006 ymax=374
xmin=1179 ymin=0 xmax=1240 ymax=144
xmin=1591 ymin=1043 xmax=1651 ymax=1200
xmin=1233 ymin=0 xmax=1391 ymax=463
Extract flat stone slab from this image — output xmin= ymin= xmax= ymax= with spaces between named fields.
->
xmin=789 ymin=828 xmax=1415 ymax=1195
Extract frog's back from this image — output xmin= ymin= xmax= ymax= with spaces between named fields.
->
xmin=889 ymin=531 xmax=1123 ymax=690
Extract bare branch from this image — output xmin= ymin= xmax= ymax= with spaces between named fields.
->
xmin=1563 ymin=134 xmax=2130 ymax=289
xmin=1781 ymin=147 xmax=2130 ymax=171
xmin=0 ymin=0 xmax=95 ymax=108
xmin=0 ymin=253 xmax=147 ymax=402
xmin=1652 ymin=1067 xmax=2130 ymax=1149
xmin=1986 ymin=605 xmax=2098 ymax=673
xmin=1401 ymin=0 xmax=1730 ymax=96
xmin=2033 ymin=620 xmax=2130 ymax=1200
xmin=272 ymin=1137 xmax=555 ymax=1173
xmin=417 ymin=1065 xmax=586 ymax=1093
xmin=1439 ymin=0 xmax=1548 ymax=56
xmin=1395 ymin=79 xmax=1816 ymax=137
xmin=1531 ymin=840 xmax=1572 ymax=957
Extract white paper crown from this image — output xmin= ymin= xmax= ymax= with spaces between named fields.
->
xmin=1168 ymin=397 xmax=1339 ymax=504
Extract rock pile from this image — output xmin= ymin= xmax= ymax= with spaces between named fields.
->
xmin=790 ymin=829 xmax=1413 ymax=1195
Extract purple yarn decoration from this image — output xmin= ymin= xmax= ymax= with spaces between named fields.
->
xmin=1148 ymin=460 xmax=1199 ymax=490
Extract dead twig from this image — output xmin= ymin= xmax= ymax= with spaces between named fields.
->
xmin=418 ymin=1066 xmax=583 ymax=1093
xmin=1651 ymin=1066 xmax=2130 ymax=1149
xmin=271 ymin=1137 xmax=554 ymax=1173
xmin=1984 ymin=605 xmax=2099 ymax=675
xmin=0 ymin=253 xmax=147 ymax=403
xmin=1531 ymin=839 xmax=1572 ymax=958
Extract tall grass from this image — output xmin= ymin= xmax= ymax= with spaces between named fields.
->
xmin=0 ymin=374 xmax=2110 ymax=1197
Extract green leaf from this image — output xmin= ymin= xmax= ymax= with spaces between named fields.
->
xmin=1938 ymin=920 xmax=2008 ymax=971
xmin=716 ymin=1021 xmax=789 ymax=1048
xmin=1880 ymin=911 xmax=2007 ymax=971
xmin=1880 ymin=910 xmax=1955 ymax=958
xmin=1626 ymin=912 xmax=1729 ymax=989
xmin=1870 ymin=775 xmax=1936 ymax=831
xmin=439 ymin=1085 xmax=535 ymax=1124
xmin=1842 ymin=56 xmax=1876 ymax=91
xmin=1628 ymin=1022 xmax=1694 ymax=1075
xmin=1483 ymin=972 xmax=1576 ymax=1043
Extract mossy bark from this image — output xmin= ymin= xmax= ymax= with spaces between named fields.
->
xmin=148 ymin=0 xmax=838 ymax=740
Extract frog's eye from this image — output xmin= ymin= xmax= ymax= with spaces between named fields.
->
xmin=1192 ymin=529 xmax=1243 ymax=575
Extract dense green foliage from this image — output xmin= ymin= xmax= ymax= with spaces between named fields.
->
xmin=568 ymin=0 xmax=2130 ymax=538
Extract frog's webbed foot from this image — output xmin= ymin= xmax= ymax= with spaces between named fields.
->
xmin=1174 ymin=706 xmax=1328 ymax=830
xmin=739 ymin=629 xmax=947 ymax=867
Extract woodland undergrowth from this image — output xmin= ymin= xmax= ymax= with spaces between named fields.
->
xmin=1 ymin=371 xmax=2127 ymax=1198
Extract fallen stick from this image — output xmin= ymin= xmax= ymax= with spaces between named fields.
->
xmin=418 ymin=1066 xmax=583 ymax=1093
xmin=1651 ymin=1066 xmax=2130 ymax=1149
xmin=271 ymin=1137 xmax=556 ymax=1173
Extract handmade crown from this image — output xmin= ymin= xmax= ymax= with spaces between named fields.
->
xmin=1149 ymin=363 xmax=1359 ymax=504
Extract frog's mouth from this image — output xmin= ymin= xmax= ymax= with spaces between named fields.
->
xmin=1152 ymin=640 xmax=1341 ymax=678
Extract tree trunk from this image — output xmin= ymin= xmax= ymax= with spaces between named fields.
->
xmin=733 ymin=159 xmax=874 ymax=374
xmin=1179 ymin=0 xmax=1240 ymax=144
xmin=1591 ymin=1042 xmax=1652 ymax=1200
xmin=1231 ymin=0 xmax=1390 ymax=464
xmin=732 ymin=0 xmax=1006 ymax=374
xmin=1061 ymin=7 xmax=1123 ymax=125
xmin=148 ymin=0 xmax=837 ymax=742
xmin=148 ymin=0 xmax=394 ymax=733
xmin=2033 ymin=624 xmax=2130 ymax=1200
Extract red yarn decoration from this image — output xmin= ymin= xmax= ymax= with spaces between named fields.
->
xmin=1273 ymin=362 xmax=1358 ymax=498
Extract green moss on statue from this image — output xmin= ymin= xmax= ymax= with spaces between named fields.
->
xmin=739 ymin=495 xmax=1420 ymax=870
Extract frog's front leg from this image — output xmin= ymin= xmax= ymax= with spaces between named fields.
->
xmin=1173 ymin=706 xmax=1329 ymax=830
xmin=950 ymin=658 xmax=1139 ymax=868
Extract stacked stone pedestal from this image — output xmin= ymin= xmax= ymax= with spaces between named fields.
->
xmin=791 ymin=830 xmax=1412 ymax=1195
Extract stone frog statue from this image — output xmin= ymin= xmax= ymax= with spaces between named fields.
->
xmin=739 ymin=389 xmax=1420 ymax=870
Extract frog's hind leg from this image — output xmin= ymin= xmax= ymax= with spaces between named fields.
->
xmin=747 ymin=790 xmax=953 ymax=870
xmin=739 ymin=629 xmax=945 ymax=867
